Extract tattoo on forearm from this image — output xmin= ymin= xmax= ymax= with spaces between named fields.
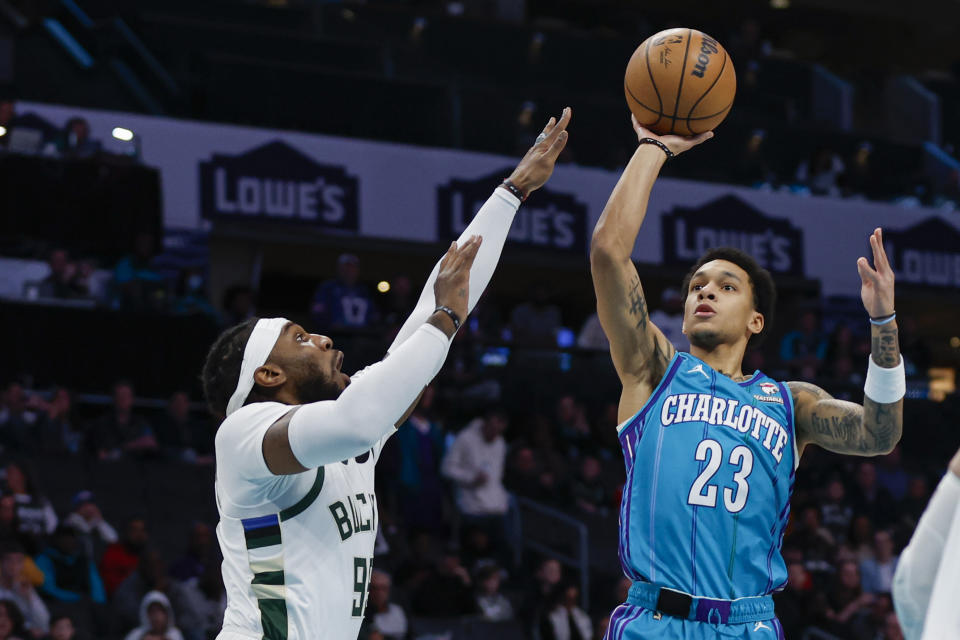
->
xmin=870 ymin=322 xmax=900 ymax=368
xmin=790 ymin=379 xmax=902 ymax=456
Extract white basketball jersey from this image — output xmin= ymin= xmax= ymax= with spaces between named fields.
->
xmin=214 ymin=401 xmax=388 ymax=640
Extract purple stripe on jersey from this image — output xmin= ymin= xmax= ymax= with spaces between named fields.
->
xmin=774 ymin=617 xmax=785 ymax=639
xmin=616 ymin=605 xmax=643 ymax=640
xmin=604 ymin=604 xmax=626 ymax=640
xmin=621 ymin=451 xmax=642 ymax=580
xmin=738 ymin=371 xmax=764 ymax=386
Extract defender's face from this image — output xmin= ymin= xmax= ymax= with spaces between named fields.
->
xmin=682 ymin=260 xmax=763 ymax=349
xmin=271 ymin=322 xmax=350 ymax=398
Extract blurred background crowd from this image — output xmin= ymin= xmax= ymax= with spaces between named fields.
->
xmin=2 ymin=0 xmax=960 ymax=639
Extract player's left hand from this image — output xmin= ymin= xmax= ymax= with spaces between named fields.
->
xmin=857 ymin=227 xmax=895 ymax=318
xmin=507 ymin=107 xmax=572 ymax=195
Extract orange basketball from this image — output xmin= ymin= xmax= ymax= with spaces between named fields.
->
xmin=624 ymin=28 xmax=736 ymax=136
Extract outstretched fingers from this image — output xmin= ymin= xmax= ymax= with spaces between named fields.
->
xmin=870 ymin=228 xmax=891 ymax=274
xmin=540 ymin=107 xmax=571 ymax=148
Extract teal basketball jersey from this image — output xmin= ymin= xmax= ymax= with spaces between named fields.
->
xmin=617 ymin=351 xmax=796 ymax=599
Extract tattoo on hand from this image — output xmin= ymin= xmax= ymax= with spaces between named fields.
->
xmin=458 ymin=288 xmax=466 ymax=298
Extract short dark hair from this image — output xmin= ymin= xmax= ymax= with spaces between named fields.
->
xmin=680 ymin=247 xmax=776 ymax=349
xmin=200 ymin=319 xmax=258 ymax=419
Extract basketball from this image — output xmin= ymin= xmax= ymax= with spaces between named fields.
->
xmin=625 ymin=28 xmax=736 ymax=136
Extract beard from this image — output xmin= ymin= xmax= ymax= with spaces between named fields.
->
xmin=292 ymin=359 xmax=344 ymax=404
xmin=689 ymin=327 xmax=724 ymax=350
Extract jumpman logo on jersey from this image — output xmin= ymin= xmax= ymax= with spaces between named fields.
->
xmin=753 ymin=621 xmax=771 ymax=632
xmin=686 ymin=364 xmax=709 ymax=379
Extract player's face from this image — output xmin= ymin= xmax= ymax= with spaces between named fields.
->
xmin=275 ymin=323 xmax=350 ymax=403
xmin=682 ymin=260 xmax=763 ymax=350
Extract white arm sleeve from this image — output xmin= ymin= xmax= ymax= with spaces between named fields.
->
xmin=388 ymin=188 xmax=520 ymax=353
xmin=287 ymin=323 xmax=450 ymax=468
xmin=893 ymin=472 xmax=960 ymax=640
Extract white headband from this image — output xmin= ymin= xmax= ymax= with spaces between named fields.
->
xmin=225 ymin=317 xmax=289 ymax=417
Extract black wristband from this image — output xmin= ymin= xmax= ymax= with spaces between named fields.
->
xmin=434 ymin=305 xmax=462 ymax=331
xmin=500 ymin=179 xmax=528 ymax=202
xmin=638 ymin=137 xmax=675 ymax=159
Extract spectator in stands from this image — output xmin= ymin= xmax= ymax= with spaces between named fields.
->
xmin=178 ymin=563 xmax=224 ymax=640
xmin=37 ymin=249 xmax=85 ymax=300
xmin=4 ymin=462 xmax=57 ymax=541
xmin=779 ymin=309 xmax=827 ymax=380
xmin=57 ymin=118 xmax=100 ymax=159
xmin=773 ymin=561 xmax=815 ymax=639
xmin=122 ymin=591 xmax=184 ymax=640
xmin=219 ymin=285 xmax=256 ymax=328
xmin=100 ymin=517 xmax=148 ymax=597
xmin=44 ymin=615 xmax=75 ymax=640
xmin=898 ymin=475 xmax=929 ymax=530
xmin=787 ymin=505 xmax=835 ymax=573
xmin=882 ymin=611 xmax=904 ymax=640
xmin=860 ymin=530 xmax=899 ymax=594
xmin=155 ymin=392 xmax=212 ymax=464
xmin=171 ymin=269 xmax=218 ymax=322
xmin=169 ymin=523 xmax=212 ymax=583
xmin=441 ymin=408 xmax=509 ymax=555
xmin=649 ymin=288 xmax=686 ymax=351
xmin=824 ymin=322 xmax=868 ymax=384
xmin=112 ymin=232 xmax=166 ymax=312
xmin=795 ymin=146 xmax=845 ymax=196
xmin=0 ymin=599 xmax=25 ymax=640
xmin=504 ymin=446 xmax=561 ymax=504
xmin=733 ymin=128 xmax=775 ymax=188
xmin=575 ymin=312 xmax=608 ymax=352
xmin=0 ymin=383 xmax=39 ymax=453
xmin=840 ymin=142 xmax=875 ymax=199
xmin=849 ymin=514 xmax=876 ymax=562
xmin=35 ymin=525 xmax=106 ymax=605
xmin=825 ymin=560 xmax=872 ymax=637
xmin=475 ymin=564 xmax=513 ymax=622
xmin=570 ymin=455 xmax=608 ymax=515
xmin=555 ymin=395 xmax=590 ymax=458
xmin=850 ymin=591 xmax=895 ymax=640
xmin=820 ymin=478 xmax=854 ymax=546
xmin=509 ymin=283 xmax=561 ymax=348
xmin=310 ymin=253 xmax=377 ymax=329
xmin=850 ymin=462 xmax=894 ymax=527
xmin=63 ymin=491 xmax=118 ymax=562
xmin=381 ymin=274 xmax=414 ymax=330
xmin=410 ymin=547 xmax=475 ymax=617
xmin=38 ymin=388 xmax=82 ymax=455
xmin=521 ymin=557 xmax=563 ymax=629
xmin=113 ymin=549 xmax=201 ymax=636
xmin=91 ymin=380 xmax=157 ymax=460
xmin=389 ymin=386 xmax=445 ymax=534
xmin=367 ymin=570 xmax=407 ymax=640
xmin=0 ymin=542 xmax=49 ymax=636
xmin=539 ymin=582 xmax=592 ymax=640
xmin=876 ymin=446 xmax=909 ymax=501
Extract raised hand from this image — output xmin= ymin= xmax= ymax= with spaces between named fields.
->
xmin=433 ymin=235 xmax=483 ymax=324
xmin=507 ymin=107 xmax=572 ymax=195
xmin=857 ymin=227 xmax=895 ymax=318
xmin=631 ymin=114 xmax=713 ymax=156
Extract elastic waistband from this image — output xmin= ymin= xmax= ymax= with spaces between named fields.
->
xmin=626 ymin=581 xmax=775 ymax=625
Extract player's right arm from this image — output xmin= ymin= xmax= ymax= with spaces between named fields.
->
xmin=590 ymin=116 xmax=712 ymax=422
xmin=260 ymin=238 xmax=481 ymax=476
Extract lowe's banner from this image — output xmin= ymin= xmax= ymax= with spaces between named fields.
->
xmin=21 ymin=101 xmax=960 ymax=295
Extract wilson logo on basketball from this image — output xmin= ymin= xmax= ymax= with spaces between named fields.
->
xmin=691 ymin=36 xmax=720 ymax=78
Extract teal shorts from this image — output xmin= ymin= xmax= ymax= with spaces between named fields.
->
xmin=604 ymin=604 xmax=785 ymax=639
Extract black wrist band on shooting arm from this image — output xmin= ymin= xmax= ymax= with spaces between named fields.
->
xmin=638 ymin=137 xmax=675 ymax=159
xmin=434 ymin=305 xmax=462 ymax=331
xmin=869 ymin=311 xmax=896 ymax=326
xmin=500 ymin=179 xmax=528 ymax=202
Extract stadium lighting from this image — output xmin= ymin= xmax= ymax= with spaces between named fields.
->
xmin=377 ymin=281 xmax=391 ymax=293
xmin=112 ymin=127 xmax=134 ymax=141
xmin=0 ymin=126 xmax=6 ymax=137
